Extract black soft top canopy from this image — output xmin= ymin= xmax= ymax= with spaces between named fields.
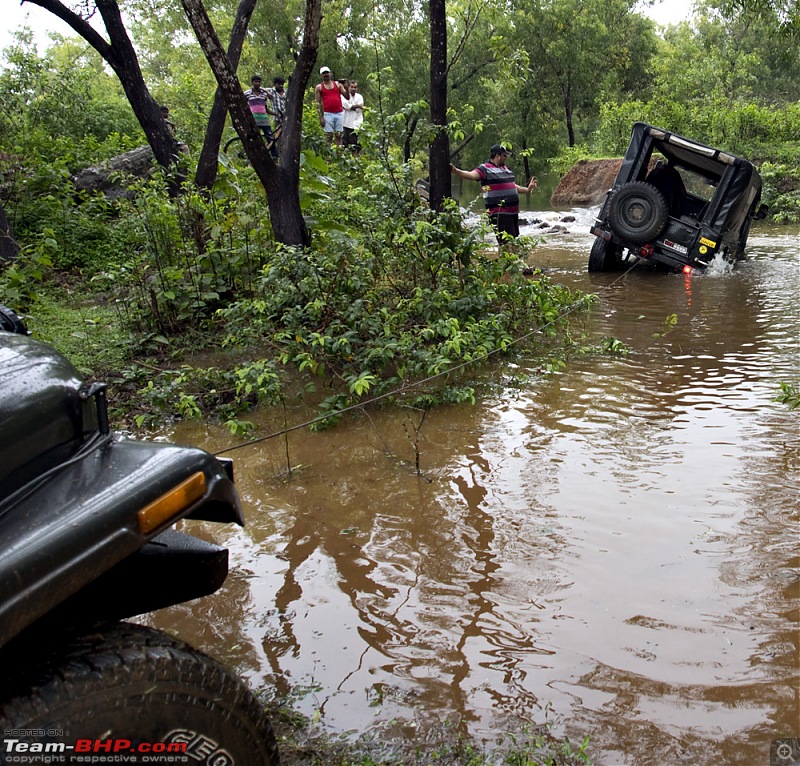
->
xmin=619 ymin=122 xmax=762 ymax=235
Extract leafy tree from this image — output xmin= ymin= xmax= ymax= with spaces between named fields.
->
xmin=0 ymin=32 xmax=140 ymax=161
xmin=514 ymin=0 xmax=657 ymax=146
xmin=23 ymin=0 xmax=181 ymax=169
xmin=180 ymin=0 xmax=320 ymax=246
xmin=0 ymin=32 xmax=143 ymax=267
xmin=692 ymin=0 xmax=800 ymax=101
xmin=718 ymin=0 xmax=799 ymax=32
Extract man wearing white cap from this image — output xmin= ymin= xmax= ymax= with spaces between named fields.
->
xmin=314 ymin=66 xmax=348 ymax=146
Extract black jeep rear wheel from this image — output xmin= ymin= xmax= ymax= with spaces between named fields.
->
xmin=607 ymin=181 xmax=669 ymax=244
xmin=588 ymin=237 xmax=622 ymax=272
xmin=0 ymin=622 xmax=280 ymax=765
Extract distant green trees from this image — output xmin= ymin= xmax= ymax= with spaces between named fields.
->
xmin=0 ymin=33 xmax=141 ymax=166
xmin=5 ymin=0 xmax=797 ymax=173
xmin=579 ymin=0 xmax=800 ymax=220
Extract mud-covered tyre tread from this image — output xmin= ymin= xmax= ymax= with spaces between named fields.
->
xmin=0 ymin=622 xmax=280 ymax=766
xmin=607 ymin=181 xmax=669 ymax=243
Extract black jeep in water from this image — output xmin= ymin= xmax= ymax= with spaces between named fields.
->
xmin=589 ymin=122 xmax=767 ymax=273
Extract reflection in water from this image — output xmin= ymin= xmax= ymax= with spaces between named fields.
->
xmin=150 ymin=220 xmax=799 ymax=765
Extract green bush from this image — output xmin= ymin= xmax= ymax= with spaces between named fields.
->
xmin=217 ymin=194 xmax=588 ymax=421
xmin=760 ymin=160 xmax=800 ymax=222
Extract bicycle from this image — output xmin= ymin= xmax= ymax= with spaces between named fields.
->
xmin=223 ymin=124 xmax=282 ymax=164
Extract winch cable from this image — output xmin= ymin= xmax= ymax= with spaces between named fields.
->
xmin=213 ymin=260 xmax=641 ymax=458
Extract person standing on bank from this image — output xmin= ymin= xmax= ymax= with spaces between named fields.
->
xmin=160 ymin=105 xmax=176 ymax=135
xmin=450 ymin=144 xmax=538 ymax=242
xmin=160 ymin=105 xmax=188 ymax=153
xmin=264 ymin=76 xmax=287 ymax=130
xmin=314 ymin=66 xmax=348 ymax=146
xmin=342 ymin=79 xmax=364 ymax=151
xmin=244 ymin=75 xmax=278 ymax=157
xmin=264 ymin=76 xmax=287 ymax=158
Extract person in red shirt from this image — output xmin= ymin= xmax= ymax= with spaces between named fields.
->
xmin=451 ymin=144 xmax=538 ymax=243
xmin=314 ymin=66 xmax=348 ymax=146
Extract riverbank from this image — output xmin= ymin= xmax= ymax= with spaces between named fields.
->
xmin=264 ymin=701 xmax=592 ymax=765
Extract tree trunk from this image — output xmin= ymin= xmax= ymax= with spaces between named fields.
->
xmin=72 ymin=145 xmax=155 ymax=198
xmin=262 ymin=167 xmax=307 ymax=244
xmin=96 ymin=0 xmax=181 ymax=171
xmin=450 ymin=133 xmax=476 ymax=160
xmin=403 ymin=115 xmax=419 ymax=164
xmin=520 ymin=104 xmax=531 ymax=180
xmin=563 ymin=78 xmax=575 ymax=147
xmin=181 ymin=0 xmax=320 ymax=247
xmin=194 ymin=0 xmax=257 ymax=189
xmin=428 ymin=0 xmax=451 ymax=212
xmin=0 ymin=204 xmax=20 ymax=264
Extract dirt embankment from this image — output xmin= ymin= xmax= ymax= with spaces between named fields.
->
xmin=550 ymin=158 xmax=622 ymax=207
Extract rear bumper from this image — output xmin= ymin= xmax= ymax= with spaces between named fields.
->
xmin=0 ymin=436 xmax=243 ymax=649
xmin=591 ymin=217 xmax=720 ymax=271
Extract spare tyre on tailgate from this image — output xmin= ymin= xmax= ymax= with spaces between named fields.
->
xmin=607 ymin=181 xmax=668 ymax=243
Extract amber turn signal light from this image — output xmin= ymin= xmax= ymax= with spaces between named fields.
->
xmin=138 ymin=471 xmax=207 ymax=534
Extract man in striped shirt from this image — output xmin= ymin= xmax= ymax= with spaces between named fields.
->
xmin=244 ymin=75 xmax=278 ymax=158
xmin=451 ymin=144 xmax=537 ymax=242
xmin=265 ymin=77 xmax=286 ymax=129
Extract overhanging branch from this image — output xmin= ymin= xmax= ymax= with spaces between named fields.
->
xmin=22 ymin=0 xmax=114 ymax=61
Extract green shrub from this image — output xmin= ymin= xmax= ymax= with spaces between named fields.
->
xmin=759 ymin=160 xmax=800 ymax=222
xmin=217 ymin=195 xmax=588 ymax=421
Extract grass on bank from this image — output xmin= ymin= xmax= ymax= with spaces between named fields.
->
xmin=264 ymin=698 xmax=592 ymax=766
xmin=21 ymin=288 xmax=130 ymax=376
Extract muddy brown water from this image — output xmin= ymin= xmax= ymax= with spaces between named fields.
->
xmin=148 ymin=211 xmax=799 ymax=765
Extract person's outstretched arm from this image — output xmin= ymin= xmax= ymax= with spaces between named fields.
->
xmin=451 ymin=164 xmax=481 ymax=181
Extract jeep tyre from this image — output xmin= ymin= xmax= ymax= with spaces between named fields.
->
xmin=588 ymin=238 xmax=621 ymax=272
xmin=0 ymin=622 xmax=280 ymax=765
xmin=607 ymin=182 xmax=669 ymax=244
